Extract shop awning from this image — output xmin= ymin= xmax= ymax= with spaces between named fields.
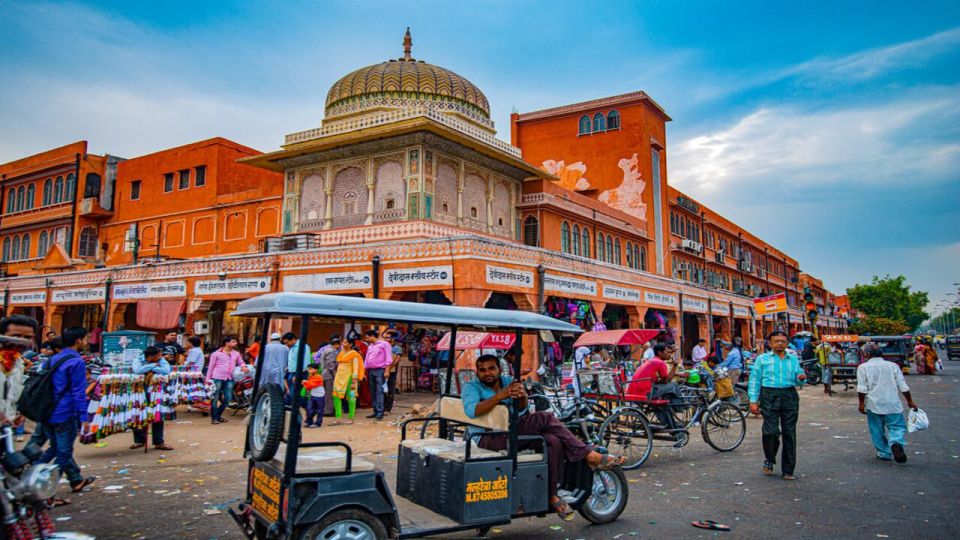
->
xmin=437 ymin=331 xmax=516 ymax=351
xmin=574 ymin=329 xmax=662 ymax=348
xmin=136 ymin=300 xmax=185 ymax=330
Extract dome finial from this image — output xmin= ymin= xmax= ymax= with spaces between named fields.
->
xmin=403 ymin=27 xmax=413 ymax=60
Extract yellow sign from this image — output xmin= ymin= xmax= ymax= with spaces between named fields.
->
xmin=251 ymin=466 xmax=282 ymax=522
xmin=754 ymin=293 xmax=788 ymax=316
xmin=823 ymin=334 xmax=859 ymax=343
xmin=465 ymin=474 xmax=509 ymax=503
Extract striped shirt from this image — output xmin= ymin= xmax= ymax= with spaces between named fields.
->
xmin=748 ymin=351 xmax=805 ymax=402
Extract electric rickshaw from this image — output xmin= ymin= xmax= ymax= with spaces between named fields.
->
xmin=228 ymin=293 xmax=629 ymax=540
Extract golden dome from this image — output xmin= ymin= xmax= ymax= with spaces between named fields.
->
xmin=325 ymin=29 xmax=491 ymax=122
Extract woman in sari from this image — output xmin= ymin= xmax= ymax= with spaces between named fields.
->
xmin=331 ymin=339 xmax=364 ymax=424
xmin=923 ymin=342 xmax=938 ymax=375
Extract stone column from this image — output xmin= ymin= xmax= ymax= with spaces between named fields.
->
xmin=323 ymin=164 xmax=334 ymax=229
xmin=365 ymin=157 xmax=376 ymax=225
xmin=486 ymin=177 xmax=494 ymax=234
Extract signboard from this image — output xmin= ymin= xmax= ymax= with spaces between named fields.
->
xmin=643 ymin=290 xmax=677 ymax=308
xmin=682 ymin=297 xmax=707 ymax=313
xmin=9 ymin=291 xmax=47 ymax=305
xmin=250 ymin=464 xmax=282 ymax=522
xmin=823 ymin=334 xmax=859 ymax=343
xmin=733 ymin=306 xmax=751 ymax=318
xmin=383 ymin=265 xmax=452 ymax=288
xmin=436 ymin=331 xmax=516 ymax=351
xmin=485 ymin=265 xmax=533 ymax=289
xmin=712 ymin=302 xmax=731 ymax=316
xmin=52 ymin=287 xmax=105 ymax=304
xmin=754 ymin=293 xmax=788 ymax=315
xmin=544 ymin=273 xmax=597 ymax=296
xmin=194 ymin=277 xmax=272 ymax=296
xmin=113 ymin=281 xmax=187 ymax=300
xmin=284 ymin=271 xmax=371 ymax=292
xmin=602 ymin=284 xmax=642 ymax=303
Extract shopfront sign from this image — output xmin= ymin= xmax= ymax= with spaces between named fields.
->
xmin=733 ymin=305 xmax=751 ymax=318
xmin=754 ymin=293 xmax=788 ymax=315
xmin=113 ymin=281 xmax=187 ymax=300
xmin=602 ymin=284 xmax=641 ymax=303
xmin=682 ymin=296 xmax=707 ymax=313
xmin=284 ymin=271 xmax=371 ymax=292
xmin=194 ymin=277 xmax=272 ymax=296
xmin=712 ymin=302 xmax=731 ymax=316
xmin=643 ymin=290 xmax=677 ymax=308
xmin=544 ymin=273 xmax=597 ymax=296
xmin=52 ymin=287 xmax=105 ymax=304
xmin=9 ymin=291 xmax=46 ymax=305
xmin=383 ymin=265 xmax=452 ymax=288
xmin=485 ymin=265 xmax=533 ymax=289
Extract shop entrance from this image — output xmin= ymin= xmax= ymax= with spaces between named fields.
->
xmin=61 ymin=304 xmax=103 ymax=330
xmin=484 ymin=292 xmax=517 ymax=310
xmin=602 ymin=305 xmax=629 ymax=330
xmin=10 ymin=307 xmax=45 ymax=327
xmin=682 ymin=313 xmax=701 ymax=360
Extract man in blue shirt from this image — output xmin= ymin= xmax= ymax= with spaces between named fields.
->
xmin=130 ymin=346 xmax=173 ymax=450
xmin=718 ymin=342 xmax=744 ymax=384
xmin=462 ymin=355 xmax=622 ymax=521
xmin=748 ymin=330 xmax=806 ymax=480
xmin=40 ymin=327 xmax=97 ymax=493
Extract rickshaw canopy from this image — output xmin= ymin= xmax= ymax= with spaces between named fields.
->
xmin=573 ymin=329 xmax=661 ymax=348
xmin=436 ymin=331 xmax=516 ymax=351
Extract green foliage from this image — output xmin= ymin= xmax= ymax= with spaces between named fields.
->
xmin=927 ymin=307 xmax=960 ymax=334
xmin=847 ymin=275 xmax=929 ymax=331
xmin=849 ymin=316 xmax=910 ymax=336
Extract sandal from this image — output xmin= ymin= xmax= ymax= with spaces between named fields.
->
xmin=782 ymin=474 xmax=796 ymax=481
xmin=49 ymin=496 xmax=71 ymax=508
xmin=129 ymin=443 xmax=145 ymax=450
xmin=591 ymin=454 xmax=624 ymax=471
xmin=762 ymin=460 xmax=774 ymax=475
xmin=70 ymin=476 xmax=97 ymax=493
xmin=551 ymin=499 xmax=575 ymax=522
xmin=692 ymin=520 xmax=731 ymax=531
xmin=154 ymin=444 xmax=175 ymax=451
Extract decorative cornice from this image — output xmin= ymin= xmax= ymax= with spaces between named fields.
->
xmin=515 ymin=91 xmax=671 ymax=122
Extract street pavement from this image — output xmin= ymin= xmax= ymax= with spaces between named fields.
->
xmin=61 ymin=353 xmax=959 ymax=539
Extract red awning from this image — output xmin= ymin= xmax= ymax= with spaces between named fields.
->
xmin=573 ymin=329 xmax=662 ymax=348
xmin=136 ymin=300 xmax=185 ymax=330
xmin=436 ymin=331 xmax=517 ymax=351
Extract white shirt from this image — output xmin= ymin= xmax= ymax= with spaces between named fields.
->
xmin=856 ymin=357 xmax=909 ymax=415
xmin=692 ymin=345 xmax=708 ymax=363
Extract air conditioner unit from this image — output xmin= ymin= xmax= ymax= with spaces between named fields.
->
xmin=193 ymin=320 xmax=209 ymax=335
xmin=678 ymin=262 xmax=691 ymax=271
xmin=738 ymin=260 xmax=752 ymax=272
xmin=714 ymin=251 xmax=725 ymax=263
xmin=681 ymin=239 xmax=703 ymax=253
xmin=757 ymin=268 xmax=766 ymax=278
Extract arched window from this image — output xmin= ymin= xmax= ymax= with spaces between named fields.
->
xmin=581 ymin=227 xmax=590 ymax=258
xmin=626 ymin=242 xmax=633 ymax=268
xmin=54 ymin=176 xmax=64 ymax=203
xmin=20 ymin=234 xmax=30 ymax=260
xmin=1 ymin=238 xmax=8 ymax=262
xmin=597 ymin=232 xmax=605 ymax=261
xmin=606 ymin=235 xmax=614 ymax=263
xmin=578 ymin=115 xmax=592 ymax=135
xmin=639 ymin=245 xmax=646 ymax=271
xmin=78 ymin=226 xmax=97 ymax=257
xmin=42 ymin=180 xmax=52 ymax=206
xmin=560 ymin=221 xmax=570 ymax=253
xmin=6 ymin=189 xmax=14 ymax=214
xmin=65 ymin=173 xmax=76 ymax=201
xmin=26 ymin=184 xmax=35 ymax=209
xmin=607 ymin=110 xmax=620 ymax=130
xmin=615 ymin=238 xmax=622 ymax=265
xmin=11 ymin=236 xmax=20 ymax=261
xmin=572 ymin=224 xmax=581 ymax=256
xmin=593 ymin=112 xmax=605 ymax=132
xmin=38 ymin=231 xmax=48 ymax=258
xmin=15 ymin=186 xmax=24 ymax=212
xmin=523 ymin=216 xmax=539 ymax=247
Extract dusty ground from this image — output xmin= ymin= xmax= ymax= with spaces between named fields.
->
xmin=51 ymin=354 xmax=959 ymax=539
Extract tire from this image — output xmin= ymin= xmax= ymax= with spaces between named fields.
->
xmin=599 ymin=408 xmax=652 ymax=470
xmin=701 ymin=402 xmax=746 ymax=452
xmin=805 ymin=366 xmax=822 ymax=386
xmin=578 ymin=468 xmax=629 ymax=524
xmin=733 ymin=385 xmax=750 ymax=412
xmin=248 ymin=383 xmax=285 ymax=462
xmin=298 ymin=508 xmax=388 ymax=540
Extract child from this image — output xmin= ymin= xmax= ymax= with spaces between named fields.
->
xmin=302 ymin=363 xmax=325 ymax=428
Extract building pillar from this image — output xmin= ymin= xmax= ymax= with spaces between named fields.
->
xmin=365 ymin=157 xmax=376 ymax=225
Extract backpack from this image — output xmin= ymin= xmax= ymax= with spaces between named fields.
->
xmin=17 ymin=355 xmax=71 ymax=423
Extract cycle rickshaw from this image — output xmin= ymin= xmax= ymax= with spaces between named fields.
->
xmin=228 ymin=293 xmax=629 ymax=539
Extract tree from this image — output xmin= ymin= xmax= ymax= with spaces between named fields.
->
xmin=846 ymin=275 xmax=929 ymax=331
xmin=850 ymin=316 xmax=910 ymax=336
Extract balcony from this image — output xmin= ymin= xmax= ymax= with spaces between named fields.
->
xmin=262 ymin=233 xmax=320 ymax=253
xmin=78 ymin=197 xmax=112 ymax=219
xmin=331 ymin=214 xmax=367 ymax=228
xmin=0 ymin=203 xmax=72 ymax=230
xmin=372 ymin=208 xmax=406 ymax=224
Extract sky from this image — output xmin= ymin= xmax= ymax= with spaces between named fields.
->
xmin=1 ymin=0 xmax=958 ymax=317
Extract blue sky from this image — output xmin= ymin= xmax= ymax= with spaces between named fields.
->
xmin=2 ymin=1 xmax=958 ymax=316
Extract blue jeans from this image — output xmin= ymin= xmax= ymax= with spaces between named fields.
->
xmin=39 ymin=420 xmax=82 ymax=484
xmin=212 ymin=379 xmax=235 ymax=421
xmin=367 ymin=368 xmax=386 ymax=416
xmin=867 ymin=411 xmax=906 ymax=459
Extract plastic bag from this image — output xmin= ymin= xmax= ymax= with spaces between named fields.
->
xmin=907 ymin=408 xmax=929 ymax=433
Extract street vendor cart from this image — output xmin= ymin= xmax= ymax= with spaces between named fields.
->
xmin=229 ymin=293 xmax=628 ymax=540
xmin=821 ymin=334 xmax=862 ymax=390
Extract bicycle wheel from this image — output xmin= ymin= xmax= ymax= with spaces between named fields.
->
xmin=733 ymin=385 xmax=750 ymax=412
xmin=599 ymin=407 xmax=653 ymax=470
xmin=701 ymin=402 xmax=746 ymax=452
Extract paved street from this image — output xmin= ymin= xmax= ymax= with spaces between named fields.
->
xmin=60 ymin=355 xmax=958 ymax=540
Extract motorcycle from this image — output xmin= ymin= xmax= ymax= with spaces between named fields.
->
xmin=799 ymin=358 xmax=822 ymax=385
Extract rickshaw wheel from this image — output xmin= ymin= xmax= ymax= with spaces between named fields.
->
xmin=599 ymin=408 xmax=652 ymax=470
xmin=248 ymin=383 xmax=284 ymax=462
xmin=476 ymin=526 xmax=492 ymax=537
xmin=701 ymin=402 xmax=746 ymax=452
xmin=298 ymin=508 xmax=387 ymax=540
xmin=578 ymin=468 xmax=628 ymax=524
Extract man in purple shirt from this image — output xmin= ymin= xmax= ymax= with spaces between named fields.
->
xmin=363 ymin=329 xmax=392 ymax=420
xmin=40 ymin=327 xmax=97 ymax=493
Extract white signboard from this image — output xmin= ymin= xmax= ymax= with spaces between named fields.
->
xmin=712 ymin=302 xmax=731 ymax=316
xmin=52 ymin=287 xmax=105 ymax=303
xmin=485 ymin=265 xmax=533 ymax=289
xmin=643 ymin=290 xmax=677 ymax=308
xmin=733 ymin=306 xmax=751 ymax=318
xmin=544 ymin=273 xmax=597 ymax=296
xmin=383 ymin=265 xmax=452 ymax=288
xmin=194 ymin=277 xmax=272 ymax=296
xmin=284 ymin=271 xmax=371 ymax=292
xmin=602 ymin=284 xmax=641 ymax=303
xmin=682 ymin=297 xmax=707 ymax=313
xmin=113 ymin=281 xmax=187 ymax=300
xmin=10 ymin=291 xmax=47 ymax=305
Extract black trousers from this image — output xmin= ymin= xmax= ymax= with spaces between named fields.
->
xmin=384 ymin=371 xmax=398 ymax=412
xmin=760 ymin=387 xmax=799 ymax=475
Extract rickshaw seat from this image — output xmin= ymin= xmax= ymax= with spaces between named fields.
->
xmin=271 ymin=443 xmax=376 ymax=474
